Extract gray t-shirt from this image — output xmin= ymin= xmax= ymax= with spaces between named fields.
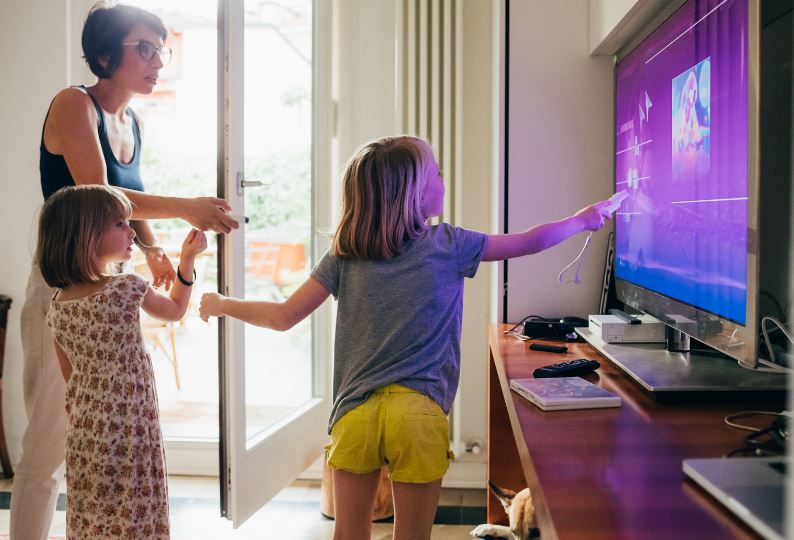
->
xmin=311 ymin=223 xmax=488 ymax=433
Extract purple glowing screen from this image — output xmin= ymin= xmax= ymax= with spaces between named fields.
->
xmin=614 ymin=0 xmax=749 ymax=324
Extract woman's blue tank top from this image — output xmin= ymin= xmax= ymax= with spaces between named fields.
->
xmin=39 ymin=85 xmax=145 ymax=200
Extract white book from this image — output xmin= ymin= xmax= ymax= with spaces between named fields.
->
xmin=509 ymin=376 xmax=621 ymax=411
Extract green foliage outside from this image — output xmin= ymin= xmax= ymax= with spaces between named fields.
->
xmin=139 ymin=148 xmax=311 ymax=294
xmin=140 ymin=148 xmax=311 ymax=245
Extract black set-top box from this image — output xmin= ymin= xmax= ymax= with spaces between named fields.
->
xmin=522 ymin=317 xmax=588 ymax=341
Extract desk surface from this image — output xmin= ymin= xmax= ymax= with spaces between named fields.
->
xmin=487 ymin=323 xmax=786 ymax=540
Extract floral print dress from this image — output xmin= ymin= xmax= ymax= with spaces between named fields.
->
xmin=47 ymin=273 xmax=169 ymax=539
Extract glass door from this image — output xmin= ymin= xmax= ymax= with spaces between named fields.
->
xmin=127 ymin=0 xmax=222 ymax=475
xmin=219 ymin=0 xmax=332 ymax=527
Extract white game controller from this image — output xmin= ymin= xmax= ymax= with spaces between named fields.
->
xmin=559 ymin=189 xmax=630 ymax=285
xmin=604 ymin=189 xmax=629 ymax=214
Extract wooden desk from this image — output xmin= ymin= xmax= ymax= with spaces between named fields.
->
xmin=487 ymin=323 xmax=786 ymax=540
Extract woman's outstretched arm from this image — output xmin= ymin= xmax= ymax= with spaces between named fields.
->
xmin=46 ymin=88 xmax=239 ymax=234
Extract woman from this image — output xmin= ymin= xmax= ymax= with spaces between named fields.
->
xmin=10 ymin=4 xmax=237 ymax=539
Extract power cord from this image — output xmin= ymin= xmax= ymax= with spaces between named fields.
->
xmin=503 ymin=315 xmax=550 ymax=341
xmin=724 ymin=411 xmax=789 ymax=457
xmin=737 ymin=316 xmax=793 ymax=373
xmin=558 ymin=233 xmax=592 ymax=285
xmin=724 ymin=411 xmax=782 ymax=431
xmin=761 ymin=316 xmax=793 ymax=366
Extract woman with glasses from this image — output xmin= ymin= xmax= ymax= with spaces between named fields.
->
xmin=10 ymin=3 xmax=238 ymax=539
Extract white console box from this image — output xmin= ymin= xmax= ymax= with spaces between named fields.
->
xmin=588 ymin=314 xmax=666 ymax=343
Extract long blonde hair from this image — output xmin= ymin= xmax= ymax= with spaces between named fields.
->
xmin=332 ymin=136 xmax=434 ymax=260
xmin=36 ymin=185 xmax=132 ymax=288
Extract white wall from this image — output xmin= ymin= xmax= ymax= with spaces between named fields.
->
xmin=588 ymin=0 xmax=637 ymax=54
xmin=588 ymin=0 xmax=680 ymax=56
xmin=504 ymin=0 xmax=614 ymax=322
xmin=1 ymin=0 xmax=67 ymax=467
xmin=0 ymin=0 xmax=94 ymax=470
xmin=333 ymin=0 xmax=398 ymax=162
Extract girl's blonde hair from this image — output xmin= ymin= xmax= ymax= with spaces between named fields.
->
xmin=36 ymin=185 xmax=132 ymax=288
xmin=332 ymin=135 xmax=434 ymax=260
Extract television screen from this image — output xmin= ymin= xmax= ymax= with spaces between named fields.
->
xmin=614 ymin=0 xmax=749 ymax=325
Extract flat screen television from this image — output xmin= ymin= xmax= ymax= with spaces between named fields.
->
xmin=613 ymin=0 xmax=763 ymax=367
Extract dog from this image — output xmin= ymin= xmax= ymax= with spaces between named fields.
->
xmin=470 ymin=480 xmax=537 ymax=540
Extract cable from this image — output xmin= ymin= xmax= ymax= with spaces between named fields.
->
xmin=724 ymin=411 xmax=788 ymax=457
xmin=724 ymin=410 xmax=782 ymax=431
xmin=734 ymin=321 xmax=794 ymax=373
xmin=725 ymin=446 xmax=780 ymax=458
xmin=761 ymin=316 xmax=794 ymax=364
xmin=558 ymin=233 xmax=592 ymax=285
xmin=504 ymin=315 xmax=547 ymax=333
xmin=731 ymin=317 xmax=794 ymax=373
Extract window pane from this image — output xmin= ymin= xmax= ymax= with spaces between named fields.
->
xmin=243 ymin=0 xmax=314 ymax=445
xmin=128 ymin=1 xmax=220 ymax=441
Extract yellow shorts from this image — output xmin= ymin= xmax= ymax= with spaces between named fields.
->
xmin=325 ymin=383 xmax=454 ymax=483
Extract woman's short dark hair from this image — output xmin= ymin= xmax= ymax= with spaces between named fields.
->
xmin=82 ymin=2 xmax=167 ymax=79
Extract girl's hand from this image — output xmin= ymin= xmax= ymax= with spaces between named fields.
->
xmin=199 ymin=292 xmax=226 ymax=322
xmin=183 ymin=197 xmax=239 ymax=234
xmin=144 ymin=247 xmax=176 ymax=290
xmin=574 ymin=201 xmax=612 ymax=232
xmin=181 ymin=229 xmax=208 ymax=260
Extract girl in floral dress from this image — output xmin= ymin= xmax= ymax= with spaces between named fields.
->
xmin=36 ymin=185 xmax=207 ymax=539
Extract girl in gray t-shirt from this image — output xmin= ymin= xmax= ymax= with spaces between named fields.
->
xmin=199 ymin=135 xmax=613 ymax=539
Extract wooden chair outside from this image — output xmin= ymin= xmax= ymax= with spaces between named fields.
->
xmin=133 ymin=263 xmax=182 ymax=390
xmin=129 ymin=233 xmax=216 ymax=391
xmin=0 ymin=295 xmax=14 ymax=477
xmin=247 ymin=241 xmax=307 ymax=285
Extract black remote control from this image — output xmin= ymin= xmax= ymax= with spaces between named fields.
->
xmin=529 ymin=343 xmax=568 ymax=353
xmin=533 ymin=359 xmax=600 ymax=378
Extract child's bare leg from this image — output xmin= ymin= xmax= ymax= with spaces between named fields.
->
xmin=331 ymin=468 xmax=381 ymax=540
xmin=391 ymin=478 xmax=443 ymax=540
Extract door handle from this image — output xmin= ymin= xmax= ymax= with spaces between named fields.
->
xmin=236 ymin=172 xmax=267 ymax=195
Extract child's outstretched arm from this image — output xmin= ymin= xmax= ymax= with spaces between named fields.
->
xmin=142 ymin=229 xmax=208 ymax=322
xmin=199 ymin=277 xmax=330 ymax=331
xmin=482 ymin=200 xmax=613 ymax=262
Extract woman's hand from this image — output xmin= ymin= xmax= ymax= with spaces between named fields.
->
xmin=574 ymin=201 xmax=612 ymax=232
xmin=144 ymin=247 xmax=177 ymax=290
xmin=199 ymin=292 xmax=226 ymax=322
xmin=181 ymin=229 xmax=208 ymax=260
xmin=182 ymin=197 xmax=239 ymax=234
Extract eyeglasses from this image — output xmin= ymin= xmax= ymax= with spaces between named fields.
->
xmin=121 ymin=40 xmax=172 ymax=65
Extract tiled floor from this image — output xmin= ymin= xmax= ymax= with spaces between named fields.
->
xmin=0 ymin=476 xmax=486 ymax=539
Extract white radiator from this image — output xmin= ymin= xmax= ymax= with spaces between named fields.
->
xmin=398 ymin=0 xmax=463 ymax=226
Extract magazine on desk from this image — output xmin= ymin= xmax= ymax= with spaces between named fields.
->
xmin=509 ymin=377 xmax=621 ymax=411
